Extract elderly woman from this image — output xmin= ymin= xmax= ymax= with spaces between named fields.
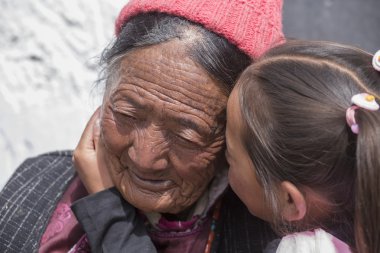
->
xmin=0 ymin=0 xmax=284 ymax=252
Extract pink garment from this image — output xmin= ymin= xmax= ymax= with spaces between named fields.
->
xmin=68 ymin=235 xmax=91 ymax=253
xmin=276 ymin=229 xmax=352 ymax=253
xmin=148 ymin=216 xmax=211 ymax=253
xmin=39 ymin=176 xmax=88 ymax=253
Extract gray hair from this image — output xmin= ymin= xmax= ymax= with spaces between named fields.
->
xmin=98 ymin=13 xmax=252 ymax=98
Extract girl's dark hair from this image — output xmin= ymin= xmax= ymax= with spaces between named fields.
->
xmin=100 ymin=12 xmax=251 ymax=94
xmin=237 ymin=40 xmax=380 ymax=252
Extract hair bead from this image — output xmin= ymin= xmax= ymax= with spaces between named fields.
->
xmin=373 ymin=50 xmax=380 ymax=71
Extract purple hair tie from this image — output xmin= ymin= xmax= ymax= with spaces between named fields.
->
xmin=346 ymin=105 xmax=359 ymax=134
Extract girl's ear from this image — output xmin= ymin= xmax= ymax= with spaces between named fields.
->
xmin=279 ymin=181 xmax=306 ymax=222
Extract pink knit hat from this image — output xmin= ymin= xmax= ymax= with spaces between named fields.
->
xmin=115 ymin=0 xmax=285 ymax=59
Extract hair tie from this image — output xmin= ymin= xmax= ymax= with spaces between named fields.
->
xmin=346 ymin=93 xmax=379 ymax=134
xmin=346 ymin=105 xmax=359 ymax=134
xmin=373 ymin=50 xmax=380 ymax=71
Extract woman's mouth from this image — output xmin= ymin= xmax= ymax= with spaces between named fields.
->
xmin=127 ymin=169 xmax=175 ymax=192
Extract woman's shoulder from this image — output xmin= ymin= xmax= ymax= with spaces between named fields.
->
xmin=13 ymin=150 xmax=73 ymax=176
xmin=0 ymin=150 xmax=76 ymax=253
xmin=1 ymin=149 xmax=75 ymax=193
xmin=25 ymin=150 xmax=73 ymax=163
xmin=3 ymin=150 xmax=75 ymax=191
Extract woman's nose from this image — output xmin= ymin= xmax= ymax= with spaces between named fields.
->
xmin=127 ymin=127 xmax=169 ymax=172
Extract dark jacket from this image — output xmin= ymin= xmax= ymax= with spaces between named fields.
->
xmin=0 ymin=151 xmax=278 ymax=253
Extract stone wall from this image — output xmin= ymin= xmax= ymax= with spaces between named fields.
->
xmin=0 ymin=0 xmax=126 ymax=189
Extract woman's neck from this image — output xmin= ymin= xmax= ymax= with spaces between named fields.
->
xmin=162 ymin=205 xmax=195 ymax=221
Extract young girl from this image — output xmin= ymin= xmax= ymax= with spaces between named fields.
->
xmin=226 ymin=40 xmax=380 ymax=253
xmin=72 ymin=40 xmax=380 ymax=253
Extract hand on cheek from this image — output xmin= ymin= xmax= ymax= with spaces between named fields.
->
xmin=73 ymin=107 xmax=114 ymax=194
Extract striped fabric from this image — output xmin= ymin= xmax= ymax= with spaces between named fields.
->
xmin=0 ymin=151 xmax=76 ymax=253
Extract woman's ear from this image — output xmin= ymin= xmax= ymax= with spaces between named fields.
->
xmin=279 ymin=181 xmax=306 ymax=222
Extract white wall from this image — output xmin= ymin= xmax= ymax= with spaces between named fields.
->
xmin=0 ymin=0 xmax=127 ymax=189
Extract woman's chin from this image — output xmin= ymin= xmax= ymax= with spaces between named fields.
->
xmin=119 ymin=188 xmax=184 ymax=214
xmin=115 ymin=174 xmax=202 ymax=214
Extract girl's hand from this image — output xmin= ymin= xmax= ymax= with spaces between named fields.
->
xmin=73 ymin=107 xmax=114 ymax=194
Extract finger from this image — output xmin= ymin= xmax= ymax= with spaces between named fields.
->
xmin=97 ymin=140 xmax=115 ymax=189
xmin=76 ymin=107 xmax=101 ymax=150
xmin=92 ymin=118 xmax=101 ymax=150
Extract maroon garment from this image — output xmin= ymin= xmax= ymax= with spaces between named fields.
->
xmin=39 ymin=177 xmax=88 ymax=253
xmin=68 ymin=235 xmax=92 ymax=253
xmin=147 ymin=215 xmax=212 ymax=253
xmin=39 ymin=176 xmax=215 ymax=253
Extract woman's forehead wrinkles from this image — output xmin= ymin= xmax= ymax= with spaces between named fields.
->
xmin=121 ymin=58 xmax=217 ymax=99
xmin=111 ymin=86 xmax=218 ymax=135
xmin=111 ymin=91 xmax=146 ymax=109
xmin=115 ymin=79 xmax=224 ymax=122
xmin=120 ymin=43 xmax=225 ymax=96
xmin=109 ymin=42 xmax=228 ymax=136
xmin=116 ymin=58 xmax=227 ymax=118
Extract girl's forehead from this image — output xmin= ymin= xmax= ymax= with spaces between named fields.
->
xmin=227 ymin=86 xmax=241 ymax=114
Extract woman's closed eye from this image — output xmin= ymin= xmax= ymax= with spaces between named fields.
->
xmin=173 ymin=130 xmax=204 ymax=147
xmin=112 ymin=108 xmax=139 ymax=126
xmin=120 ymin=112 xmax=137 ymax=120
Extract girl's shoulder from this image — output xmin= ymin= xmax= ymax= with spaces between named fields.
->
xmin=276 ymin=229 xmax=352 ymax=253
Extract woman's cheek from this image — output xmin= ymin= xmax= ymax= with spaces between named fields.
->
xmin=189 ymin=139 xmax=225 ymax=175
xmin=101 ymin=116 xmax=130 ymax=157
xmin=178 ymin=149 xmax=220 ymax=190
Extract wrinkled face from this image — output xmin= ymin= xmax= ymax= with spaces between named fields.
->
xmin=100 ymin=41 xmax=228 ymax=214
xmin=226 ymin=87 xmax=272 ymax=221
